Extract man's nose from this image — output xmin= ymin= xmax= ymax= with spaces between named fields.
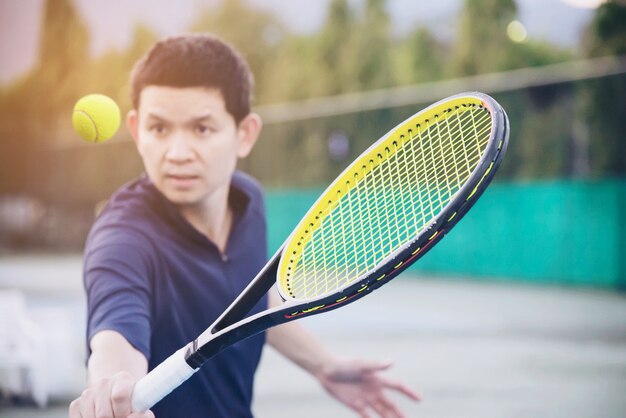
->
xmin=165 ymin=134 xmax=194 ymax=163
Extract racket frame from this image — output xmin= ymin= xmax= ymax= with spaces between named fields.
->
xmin=193 ymin=91 xmax=509 ymax=363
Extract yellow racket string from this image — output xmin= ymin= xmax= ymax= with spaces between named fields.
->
xmin=284 ymin=104 xmax=492 ymax=299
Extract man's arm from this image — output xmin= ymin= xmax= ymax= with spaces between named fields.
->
xmin=87 ymin=330 xmax=148 ymax=384
xmin=266 ymin=289 xmax=420 ymax=418
xmin=69 ymin=330 xmax=153 ymax=418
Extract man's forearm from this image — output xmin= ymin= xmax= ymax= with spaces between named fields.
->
xmin=88 ymin=330 xmax=148 ymax=385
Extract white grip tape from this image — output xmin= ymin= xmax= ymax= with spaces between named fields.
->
xmin=131 ymin=347 xmax=198 ymax=412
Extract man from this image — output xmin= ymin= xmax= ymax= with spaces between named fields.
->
xmin=69 ymin=33 xmax=419 ymax=418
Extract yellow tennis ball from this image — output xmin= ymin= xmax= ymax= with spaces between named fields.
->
xmin=72 ymin=94 xmax=121 ymax=143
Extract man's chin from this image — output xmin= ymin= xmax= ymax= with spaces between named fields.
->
xmin=161 ymin=188 xmax=201 ymax=206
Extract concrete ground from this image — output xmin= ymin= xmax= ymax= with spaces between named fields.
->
xmin=1 ymin=254 xmax=625 ymax=418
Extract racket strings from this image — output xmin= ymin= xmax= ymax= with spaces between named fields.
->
xmin=301 ymin=110 xmax=490 ymax=267
xmin=297 ymin=121 xmax=489 ymax=297
xmin=301 ymin=109 xmax=489 ymax=262
xmin=298 ymin=107 xmax=491 ymax=287
xmin=293 ymin=106 xmax=490 ymax=296
xmin=287 ymin=104 xmax=491 ymax=299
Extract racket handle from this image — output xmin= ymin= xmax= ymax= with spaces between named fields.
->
xmin=131 ymin=347 xmax=198 ymax=412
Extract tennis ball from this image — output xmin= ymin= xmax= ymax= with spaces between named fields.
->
xmin=72 ymin=94 xmax=121 ymax=143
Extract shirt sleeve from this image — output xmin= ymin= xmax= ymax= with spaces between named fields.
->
xmin=84 ymin=226 xmax=154 ymax=361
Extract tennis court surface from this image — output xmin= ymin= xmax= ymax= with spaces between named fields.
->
xmin=1 ymin=254 xmax=625 ymax=418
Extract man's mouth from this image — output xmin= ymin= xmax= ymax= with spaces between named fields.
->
xmin=165 ymin=174 xmax=199 ymax=188
xmin=167 ymin=174 xmax=197 ymax=180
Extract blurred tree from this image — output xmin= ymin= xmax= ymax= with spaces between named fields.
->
xmin=39 ymin=0 xmax=89 ymax=93
xmin=393 ymin=28 xmax=448 ymax=85
xmin=0 ymin=83 xmax=32 ymax=193
xmin=318 ymin=0 xmax=354 ymax=95
xmin=259 ymin=0 xmax=395 ymax=102
xmin=192 ymin=0 xmax=284 ymax=104
xmin=453 ymin=0 xmax=518 ymax=75
xmin=583 ymin=0 xmax=626 ymax=56
xmin=347 ymin=0 xmax=394 ymax=90
xmin=248 ymin=0 xmax=398 ymax=185
xmin=451 ymin=0 xmax=577 ymax=180
xmin=454 ymin=0 xmax=572 ymax=74
xmin=320 ymin=0 xmax=352 ymax=66
xmin=258 ymin=35 xmax=325 ymax=102
xmin=258 ymin=0 xmax=354 ymax=102
xmin=1 ymin=0 xmax=615 ymax=223
xmin=0 ymin=0 xmax=89 ymax=195
xmin=582 ymin=1 xmax=626 ymax=176
xmin=87 ymin=25 xmax=157 ymax=111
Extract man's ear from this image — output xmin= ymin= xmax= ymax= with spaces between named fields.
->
xmin=236 ymin=112 xmax=262 ymax=158
xmin=127 ymin=109 xmax=140 ymax=147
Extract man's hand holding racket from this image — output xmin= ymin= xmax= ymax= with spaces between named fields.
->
xmin=69 ymin=331 xmax=154 ymax=418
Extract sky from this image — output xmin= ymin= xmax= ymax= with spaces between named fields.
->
xmin=0 ymin=0 xmax=598 ymax=86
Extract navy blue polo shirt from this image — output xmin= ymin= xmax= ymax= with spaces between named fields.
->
xmin=84 ymin=171 xmax=268 ymax=418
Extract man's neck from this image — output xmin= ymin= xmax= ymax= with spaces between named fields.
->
xmin=178 ymin=188 xmax=233 ymax=254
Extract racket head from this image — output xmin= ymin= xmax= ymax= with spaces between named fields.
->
xmin=275 ymin=92 xmax=509 ymax=316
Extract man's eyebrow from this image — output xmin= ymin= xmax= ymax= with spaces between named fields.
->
xmin=144 ymin=112 xmax=214 ymax=123
xmin=146 ymin=113 xmax=167 ymax=121
xmin=188 ymin=113 xmax=214 ymax=123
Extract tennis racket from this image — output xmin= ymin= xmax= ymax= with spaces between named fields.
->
xmin=131 ymin=91 xmax=509 ymax=412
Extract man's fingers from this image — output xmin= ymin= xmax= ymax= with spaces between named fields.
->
xmin=377 ymin=376 xmax=421 ymax=401
xmin=78 ymin=389 xmax=96 ymax=418
xmin=360 ymin=359 xmax=394 ymax=374
xmin=110 ymin=376 xmax=134 ymax=417
xmin=355 ymin=405 xmax=373 ymax=418
xmin=128 ymin=411 xmax=155 ymax=418
xmin=68 ymin=398 xmax=83 ymax=418
xmin=369 ymin=399 xmax=395 ymax=418
xmin=374 ymin=394 xmax=405 ymax=418
xmin=71 ymin=372 xmax=140 ymax=418
xmin=92 ymin=380 xmax=115 ymax=418
xmin=333 ymin=359 xmax=394 ymax=379
xmin=359 ymin=410 xmax=374 ymax=418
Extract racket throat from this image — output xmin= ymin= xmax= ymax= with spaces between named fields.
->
xmin=184 ymin=340 xmax=207 ymax=369
xmin=186 ymin=303 xmax=290 ymax=368
xmin=211 ymin=250 xmax=282 ymax=333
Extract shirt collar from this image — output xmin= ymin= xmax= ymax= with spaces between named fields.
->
xmin=141 ymin=173 xmax=252 ymax=249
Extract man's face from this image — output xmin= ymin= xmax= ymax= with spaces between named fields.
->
xmin=128 ymin=86 xmax=259 ymax=207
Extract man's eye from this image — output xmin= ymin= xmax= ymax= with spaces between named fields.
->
xmin=149 ymin=124 xmax=166 ymax=134
xmin=196 ymin=125 xmax=210 ymax=134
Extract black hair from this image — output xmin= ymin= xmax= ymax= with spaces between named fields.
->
xmin=130 ymin=34 xmax=253 ymax=124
